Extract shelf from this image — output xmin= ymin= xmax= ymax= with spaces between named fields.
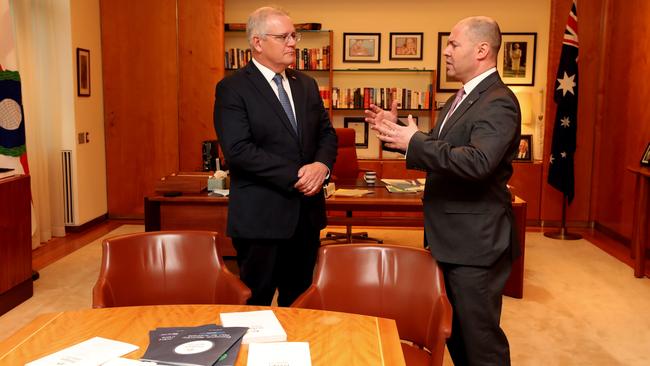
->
xmin=333 ymin=108 xmax=432 ymax=112
xmin=333 ymin=68 xmax=434 ymax=73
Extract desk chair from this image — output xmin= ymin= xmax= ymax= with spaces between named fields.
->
xmin=291 ymin=244 xmax=452 ymax=366
xmin=92 ymin=230 xmax=250 ymax=308
xmin=323 ymin=128 xmax=382 ymax=243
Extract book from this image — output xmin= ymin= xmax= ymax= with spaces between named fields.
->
xmin=220 ymin=310 xmax=287 ymax=344
xmin=247 ymin=342 xmax=311 ymax=366
xmin=331 ymin=189 xmax=373 ymax=197
xmin=140 ymin=324 xmax=247 ymax=366
xmin=26 ymin=336 xmax=139 ymax=366
xmin=381 ymin=179 xmax=424 ymax=193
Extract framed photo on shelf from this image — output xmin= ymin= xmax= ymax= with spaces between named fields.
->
xmin=641 ymin=142 xmax=650 ymax=166
xmin=514 ymin=134 xmax=533 ymax=162
xmin=343 ymin=117 xmax=369 ymax=148
xmin=389 ymin=32 xmax=423 ymax=60
xmin=397 ymin=115 xmax=418 ymax=126
xmin=343 ymin=33 xmax=380 ymax=63
xmin=76 ymin=48 xmax=90 ymax=97
xmin=498 ymin=33 xmax=537 ymax=86
xmin=436 ymin=32 xmax=462 ymax=92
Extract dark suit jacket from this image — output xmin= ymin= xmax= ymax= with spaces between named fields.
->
xmin=406 ymin=72 xmax=521 ymax=266
xmin=213 ymin=62 xmax=337 ymax=239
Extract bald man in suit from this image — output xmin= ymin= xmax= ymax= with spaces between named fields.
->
xmin=213 ymin=6 xmax=337 ymax=307
xmin=366 ymin=16 xmax=520 ymax=365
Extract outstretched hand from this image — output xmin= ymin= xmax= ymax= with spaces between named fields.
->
xmin=371 ymin=114 xmax=419 ymax=152
xmin=364 ymin=99 xmax=399 ymax=126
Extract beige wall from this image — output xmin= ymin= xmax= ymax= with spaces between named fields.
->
xmin=70 ymin=0 xmax=107 ymax=225
xmin=225 ymin=0 xmax=551 ymax=158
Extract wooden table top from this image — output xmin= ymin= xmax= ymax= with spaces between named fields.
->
xmin=0 ymin=304 xmax=405 ymax=366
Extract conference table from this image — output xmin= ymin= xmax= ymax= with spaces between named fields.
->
xmin=145 ymin=177 xmax=527 ymax=298
xmin=0 ymin=304 xmax=405 ymax=365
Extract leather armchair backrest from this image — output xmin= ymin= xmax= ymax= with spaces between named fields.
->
xmin=331 ymin=128 xmax=360 ymax=180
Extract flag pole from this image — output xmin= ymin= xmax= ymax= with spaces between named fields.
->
xmin=544 ymin=195 xmax=582 ymax=240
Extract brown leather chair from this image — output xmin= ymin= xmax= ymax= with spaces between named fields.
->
xmin=323 ymin=128 xmax=382 ymax=243
xmin=291 ymin=244 xmax=452 ymax=366
xmin=92 ymin=230 xmax=250 ymax=308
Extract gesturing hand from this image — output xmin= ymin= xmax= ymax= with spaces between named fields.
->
xmin=371 ymin=114 xmax=418 ymax=152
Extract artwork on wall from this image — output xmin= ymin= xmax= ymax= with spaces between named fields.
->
xmin=389 ymin=32 xmax=423 ymax=60
xmin=76 ymin=48 xmax=90 ymax=97
xmin=343 ymin=33 xmax=381 ymax=63
xmin=343 ymin=117 xmax=369 ymax=147
xmin=498 ymin=33 xmax=537 ymax=86
xmin=514 ymin=134 xmax=533 ymax=162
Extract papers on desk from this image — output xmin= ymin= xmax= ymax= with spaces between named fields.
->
xmin=331 ymin=188 xmax=373 ymax=197
xmin=381 ymin=178 xmax=425 ymax=193
xmin=25 ymin=336 xmax=139 ymax=366
xmin=140 ymin=324 xmax=247 ymax=366
xmin=247 ymin=342 xmax=311 ymax=366
xmin=220 ymin=310 xmax=287 ymax=344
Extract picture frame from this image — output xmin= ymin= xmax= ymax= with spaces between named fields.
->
xmin=641 ymin=142 xmax=650 ymax=166
xmin=498 ymin=33 xmax=537 ymax=86
xmin=514 ymin=134 xmax=533 ymax=162
xmin=343 ymin=117 xmax=369 ymax=148
xmin=397 ymin=115 xmax=418 ymax=126
xmin=343 ymin=33 xmax=381 ymax=63
xmin=389 ymin=32 xmax=423 ymax=60
xmin=76 ymin=48 xmax=90 ymax=97
xmin=436 ymin=32 xmax=462 ymax=92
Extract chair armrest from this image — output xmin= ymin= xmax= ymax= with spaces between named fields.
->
xmin=216 ymin=271 xmax=252 ymax=305
xmin=290 ymin=286 xmax=323 ymax=309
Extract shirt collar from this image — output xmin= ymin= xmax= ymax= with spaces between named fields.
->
xmin=461 ymin=67 xmax=497 ymax=95
xmin=252 ymin=58 xmax=286 ymax=83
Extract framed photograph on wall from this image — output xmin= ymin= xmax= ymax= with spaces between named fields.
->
xmin=514 ymin=134 xmax=533 ymax=162
xmin=76 ymin=48 xmax=90 ymax=97
xmin=498 ymin=33 xmax=537 ymax=86
xmin=436 ymin=32 xmax=462 ymax=92
xmin=343 ymin=33 xmax=381 ymax=63
xmin=343 ymin=117 xmax=369 ymax=148
xmin=389 ymin=32 xmax=423 ymax=60
xmin=641 ymin=142 xmax=650 ymax=166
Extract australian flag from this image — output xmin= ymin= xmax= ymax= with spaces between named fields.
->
xmin=548 ymin=0 xmax=578 ymax=204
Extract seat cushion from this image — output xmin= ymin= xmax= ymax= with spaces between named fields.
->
xmin=401 ymin=343 xmax=432 ymax=366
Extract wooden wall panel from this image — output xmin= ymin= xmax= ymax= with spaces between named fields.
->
xmin=509 ymin=162 xmax=542 ymax=221
xmin=178 ymin=1 xmax=225 ymax=171
xmin=101 ymin=0 xmax=180 ymax=217
xmin=540 ymin=0 xmax=602 ymax=224
xmin=591 ymin=0 xmax=650 ymax=239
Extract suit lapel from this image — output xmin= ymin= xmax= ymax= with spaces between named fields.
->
xmin=244 ymin=63 xmax=300 ymax=140
xmin=438 ymin=72 xmax=501 ymax=139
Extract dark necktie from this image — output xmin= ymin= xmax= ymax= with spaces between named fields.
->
xmin=272 ymin=73 xmax=298 ymax=134
xmin=439 ymin=87 xmax=466 ymax=137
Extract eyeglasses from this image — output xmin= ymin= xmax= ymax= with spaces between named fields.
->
xmin=263 ymin=32 xmax=302 ymax=44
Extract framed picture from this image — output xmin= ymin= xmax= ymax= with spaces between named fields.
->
xmin=343 ymin=117 xmax=369 ymax=147
xmin=436 ymin=32 xmax=462 ymax=92
xmin=514 ymin=134 xmax=533 ymax=161
xmin=397 ymin=115 xmax=418 ymax=126
xmin=343 ymin=33 xmax=381 ymax=63
xmin=76 ymin=48 xmax=90 ymax=97
xmin=498 ymin=33 xmax=537 ymax=86
xmin=641 ymin=142 xmax=650 ymax=166
xmin=389 ymin=32 xmax=423 ymax=60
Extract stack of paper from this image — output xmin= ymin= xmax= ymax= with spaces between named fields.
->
xmin=220 ymin=310 xmax=287 ymax=344
xmin=381 ymin=178 xmax=425 ymax=193
xmin=247 ymin=342 xmax=311 ymax=366
xmin=140 ymin=324 xmax=247 ymax=366
xmin=331 ymin=188 xmax=373 ymax=197
xmin=26 ymin=337 xmax=139 ymax=366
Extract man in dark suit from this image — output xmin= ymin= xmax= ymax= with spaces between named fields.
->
xmin=365 ymin=16 xmax=520 ymax=365
xmin=213 ymin=6 xmax=337 ymax=307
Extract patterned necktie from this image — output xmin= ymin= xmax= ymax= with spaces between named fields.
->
xmin=438 ymin=87 xmax=466 ymax=137
xmin=272 ymin=73 xmax=298 ymax=134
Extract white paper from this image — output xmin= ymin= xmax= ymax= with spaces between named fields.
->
xmin=247 ymin=342 xmax=311 ymax=366
xmin=102 ymin=359 xmax=156 ymax=366
xmin=220 ymin=310 xmax=287 ymax=344
xmin=26 ymin=337 xmax=139 ymax=366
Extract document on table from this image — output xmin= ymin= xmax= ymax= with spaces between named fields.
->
xmin=220 ymin=310 xmax=287 ymax=344
xmin=247 ymin=342 xmax=311 ymax=366
xmin=26 ymin=336 xmax=139 ymax=366
xmin=331 ymin=189 xmax=373 ymax=197
xmin=381 ymin=179 xmax=424 ymax=193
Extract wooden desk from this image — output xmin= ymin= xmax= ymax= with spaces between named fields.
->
xmin=0 ymin=305 xmax=405 ymax=366
xmin=145 ymin=188 xmax=527 ymax=298
xmin=0 ymin=175 xmax=32 ymax=316
xmin=627 ymin=166 xmax=650 ymax=278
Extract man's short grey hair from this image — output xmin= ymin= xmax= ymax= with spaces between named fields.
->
xmin=463 ymin=16 xmax=502 ymax=59
xmin=246 ymin=6 xmax=291 ymax=47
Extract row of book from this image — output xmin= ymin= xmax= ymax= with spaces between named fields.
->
xmin=331 ymin=86 xmax=433 ymax=110
xmin=225 ymin=46 xmax=331 ymax=70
